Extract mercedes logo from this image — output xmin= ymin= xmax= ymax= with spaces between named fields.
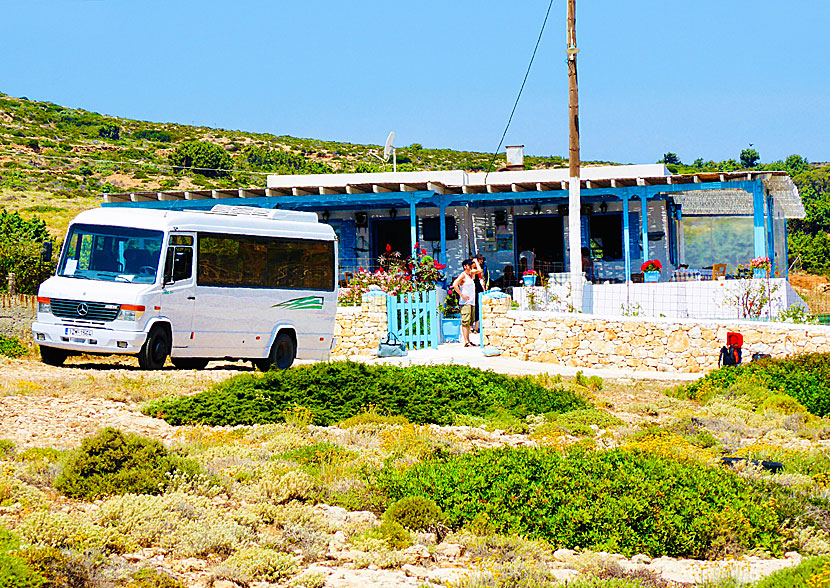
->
xmin=77 ymin=303 xmax=89 ymax=317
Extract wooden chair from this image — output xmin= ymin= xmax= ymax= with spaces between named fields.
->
xmin=713 ymin=264 xmax=727 ymax=279
xmin=631 ymin=272 xmax=644 ymax=283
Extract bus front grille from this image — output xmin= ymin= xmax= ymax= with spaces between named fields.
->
xmin=50 ymin=299 xmax=120 ymax=322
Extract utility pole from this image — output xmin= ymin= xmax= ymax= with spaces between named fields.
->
xmin=566 ymin=0 xmax=583 ymax=310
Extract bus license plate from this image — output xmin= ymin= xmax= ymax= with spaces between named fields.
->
xmin=66 ymin=327 xmax=93 ymax=337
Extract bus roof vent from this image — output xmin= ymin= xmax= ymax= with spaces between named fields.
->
xmin=209 ymin=204 xmax=319 ymax=223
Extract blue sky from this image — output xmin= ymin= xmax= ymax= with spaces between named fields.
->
xmin=1 ymin=1 xmax=828 ymax=165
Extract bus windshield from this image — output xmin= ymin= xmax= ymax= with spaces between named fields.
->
xmin=58 ymin=223 xmax=164 ymax=284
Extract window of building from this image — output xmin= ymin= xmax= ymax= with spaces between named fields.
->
xmin=197 ymin=233 xmax=334 ymax=291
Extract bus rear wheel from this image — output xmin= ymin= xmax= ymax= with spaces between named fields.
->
xmin=40 ymin=345 xmax=68 ymax=367
xmin=254 ymin=333 xmax=295 ymax=371
xmin=171 ymin=357 xmax=210 ymax=370
xmin=138 ymin=325 xmax=170 ymax=370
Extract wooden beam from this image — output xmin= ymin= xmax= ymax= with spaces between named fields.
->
xmin=511 ymin=183 xmax=527 ymax=192
xmin=373 ymin=184 xmax=392 ymax=193
xmin=400 ymin=184 xmax=418 ymax=192
xmin=427 ymin=181 xmax=445 ymax=195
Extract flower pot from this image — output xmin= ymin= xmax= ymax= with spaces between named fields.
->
xmin=644 ymin=271 xmax=660 ymax=283
xmin=522 ymin=275 xmax=537 ymax=287
xmin=441 ymin=317 xmax=461 ymax=343
xmin=753 ymin=268 xmax=767 ymax=279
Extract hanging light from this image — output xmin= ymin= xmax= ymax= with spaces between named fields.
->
xmin=321 ymin=210 xmax=330 ymax=222
xmin=389 ymin=207 xmax=397 ymax=219
xmin=599 ymin=201 xmax=608 ymax=214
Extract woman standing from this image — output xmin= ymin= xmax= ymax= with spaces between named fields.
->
xmin=472 ymin=254 xmax=488 ymax=332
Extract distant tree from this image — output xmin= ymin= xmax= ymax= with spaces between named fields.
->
xmin=693 ymin=158 xmax=704 ymax=169
xmin=169 ymin=141 xmax=232 ymax=177
xmin=740 ymin=147 xmax=760 ymax=168
xmin=661 ymin=152 xmax=681 ymax=165
xmin=98 ymin=123 xmax=120 ymax=140
xmin=785 ymin=154 xmax=808 ymax=174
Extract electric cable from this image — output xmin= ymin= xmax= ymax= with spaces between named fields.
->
xmin=484 ymin=0 xmax=556 ymax=182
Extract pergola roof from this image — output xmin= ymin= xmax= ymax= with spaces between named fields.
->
xmin=101 ymin=166 xmax=804 ymax=219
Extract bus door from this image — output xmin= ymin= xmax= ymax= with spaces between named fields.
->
xmin=161 ymin=233 xmax=196 ymax=349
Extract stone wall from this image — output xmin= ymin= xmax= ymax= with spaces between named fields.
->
xmin=0 ymin=294 xmax=37 ymax=341
xmin=332 ymin=292 xmax=388 ymax=358
xmin=481 ymin=295 xmax=830 ymax=373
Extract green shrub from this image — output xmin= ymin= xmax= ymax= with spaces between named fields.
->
xmin=364 ymin=519 xmax=412 ymax=550
xmin=383 ymin=496 xmax=445 ymax=531
xmin=552 ymin=409 xmax=623 ymax=436
xmin=213 ymin=547 xmax=296 ymax=583
xmin=280 ymin=442 xmax=356 ymax=467
xmin=143 ymin=362 xmax=589 ymax=426
xmin=376 ymin=446 xmax=792 ymax=559
xmin=0 ymin=526 xmax=44 ymax=588
xmin=54 ymin=428 xmax=200 ymax=500
xmin=754 ymin=555 xmax=830 ymax=588
xmin=168 ymin=141 xmax=232 ymax=177
xmin=126 ymin=568 xmax=184 ymax=588
xmin=97 ymin=123 xmax=120 ymax=140
xmin=19 ymin=546 xmax=90 ymax=588
xmin=683 ymin=354 xmax=830 ymax=416
xmin=0 ymin=335 xmax=29 ymax=358
xmin=0 ymin=439 xmax=15 ymax=458
xmin=133 ymin=129 xmax=174 ymax=143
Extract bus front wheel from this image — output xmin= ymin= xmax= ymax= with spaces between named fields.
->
xmin=138 ymin=325 xmax=170 ymax=370
xmin=40 ymin=345 xmax=68 ymax=367
xmin=254 ymin=333 xmax=295 ymax=371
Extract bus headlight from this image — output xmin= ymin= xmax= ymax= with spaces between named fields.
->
xmin=37 ymin=297 xmax=51 ymax=313
xmin=116 ymin=305 xmax=145 ymax=321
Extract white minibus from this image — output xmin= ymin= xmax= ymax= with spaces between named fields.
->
xmin=32 ymin=204 xmax=338 ymax=370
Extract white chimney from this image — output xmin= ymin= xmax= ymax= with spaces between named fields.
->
xmin=505 ymin=145 xmax=524 ymax=170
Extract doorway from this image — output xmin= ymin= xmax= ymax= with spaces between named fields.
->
xmin=371 ymin=219 xmax=412 ymax=270
xmin=514 ymin=215 xmax=565 ymax=274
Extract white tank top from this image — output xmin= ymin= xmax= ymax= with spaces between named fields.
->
xmin=460 ymin=273 xmax=476 ymax=305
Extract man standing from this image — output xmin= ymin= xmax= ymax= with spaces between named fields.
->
xmin=452 ymin=259 xmax=478 ymax=347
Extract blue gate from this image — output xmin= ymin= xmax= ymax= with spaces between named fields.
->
xmin=387 ymin=290 xmax=439 ymax=350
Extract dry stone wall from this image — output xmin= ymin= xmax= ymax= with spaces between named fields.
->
xmin=481 ymin=295 xmax=830 ymax=373
xmin=332 ymin=292 xmax=388 ymax=358
xmin=0 ymin=294 xmax=36 ymax=341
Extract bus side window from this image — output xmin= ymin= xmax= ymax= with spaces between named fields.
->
xmin=164 ymin=246 xmax=193 ymax=284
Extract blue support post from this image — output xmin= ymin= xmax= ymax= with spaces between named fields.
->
xmin=438 ymin=198 xmax=448 ymax=268
xmin=752 ymin=181 xmax=766 ymax=260
xmin=783 ymin=220 xmax=789 ymax=279
xmin=409 ymin=200 xmax=417 ymax=255
xmin=639 ymin=194 xmax=649 ymax=263
xmin=767 ymin=193 xmax=775 ymax=275
xmin=622 ymin=195 xmax=631 ymax=282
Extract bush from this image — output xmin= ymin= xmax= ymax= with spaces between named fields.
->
xmin=126 ymin=569 xmax=184 ymax=588
xmin=755 ymin=555 xmax=830 ymax=588
xmin=54 ymin=428 xmax=200 ymax=500
xmin=682 ymin=354 xmax=830 ymax=417
xmin=133 ymin=129 xmax=173 ymax=143
xmin=376 ymin=446 xmax=792 ymax=559
xmin=363 ymin=519 xmax=412 ymax=550
xmin=383 ymin=496 xmax=445 ymax=531
xmin=213 ymin=547 xmax=296 ymax=584
xmin=0 ymin=335 xmax=28 ymax=358
xmin=0 ymin=526 xmax=43 ymax=588
xmin=19 ymin=546 xmax=90 ymax=588
xmin=168 ymin=141 xmax=232 ymax=177
xmin=143 ymin=362 xmax=590 ymax=427
xmin=97 ymin=123 xmax=120 ymax=140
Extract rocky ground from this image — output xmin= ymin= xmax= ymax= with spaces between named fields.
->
xmin=0 ymin=355 xmax=814 ymax=587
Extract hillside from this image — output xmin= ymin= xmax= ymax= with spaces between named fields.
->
xmin=0 ymin=92 xmax=574 ymax=236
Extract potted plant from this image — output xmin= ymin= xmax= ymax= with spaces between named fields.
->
xmin=439 ymin=290 xmax=461 ymax=343
xmin=641 ymin=259 xmax=662 ymax=283
xmin=750 ymin=256 xmax=770 ymax=279
xmin=522 ymin=269 xmax=538 ymax=287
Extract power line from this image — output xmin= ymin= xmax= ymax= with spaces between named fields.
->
xmin=484 ymin=0 xmax=556 ymax=182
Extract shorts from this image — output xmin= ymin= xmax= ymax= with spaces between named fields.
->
xmin=461 ymin=304 xmax=476 ymax=326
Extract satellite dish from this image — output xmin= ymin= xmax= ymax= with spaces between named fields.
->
xmin=383 ymin=131 xmax=395 ymax=161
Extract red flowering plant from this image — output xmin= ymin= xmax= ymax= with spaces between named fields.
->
xmin=641 ymin=259 xmax=662 ymax=273
xmin=522 ymin=269 xmax=537 ymax=276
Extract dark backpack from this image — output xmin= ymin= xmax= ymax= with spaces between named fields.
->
xmin=719 ymin=345 xmax=741 ymax=367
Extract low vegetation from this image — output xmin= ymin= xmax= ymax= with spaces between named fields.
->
xmin=142 ymin=362 xmax=590 ymax=426
xmin=376 ymin=446 xmax=815 ymax=559
xmin=54 ymin=427 xmax=202 ymax=500
xmin=675 ymin=353 xmax=830 ymax=417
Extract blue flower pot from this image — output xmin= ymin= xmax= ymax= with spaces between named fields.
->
xmin=522 ymin=275 xmax=537 ymax=287
xmin=644 ymin=271 xmax=660 ymax=283
xmin=441 ymin=318 xmax=461 ymax=343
